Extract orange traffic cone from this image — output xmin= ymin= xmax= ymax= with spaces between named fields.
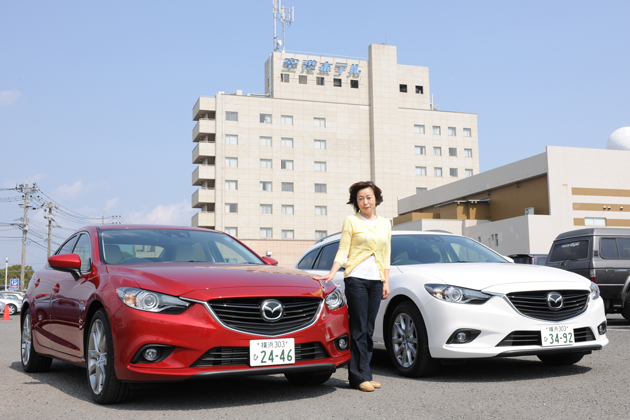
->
xmin=1 ymin=305 xmax=10 ymax=321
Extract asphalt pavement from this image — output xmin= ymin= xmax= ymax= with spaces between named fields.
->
xmin=1 ymin=313 xmax=629 ymax=419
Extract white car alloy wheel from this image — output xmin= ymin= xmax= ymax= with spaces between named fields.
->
xmin=88 ymin=318 xmax=108 ymax=395
xmin=9 ymin=304 xmax=17 ymax=315
xmin=392 ymin=312 xmax=417 ymax=368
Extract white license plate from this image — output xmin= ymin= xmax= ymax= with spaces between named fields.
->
xmin=541 ymin=325 xmax=574 ymax=347
xmin=249 ymin=338 xmax=295 ymax=367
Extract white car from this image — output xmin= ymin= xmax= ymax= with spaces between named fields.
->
xmin=296 ymin=231 xmax=609 ymax=377
xmin=0 ymin=295 xmax=22 ymax=315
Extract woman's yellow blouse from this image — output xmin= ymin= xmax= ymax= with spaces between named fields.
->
xmin=333 ymin=214 xmax=391 ymax=281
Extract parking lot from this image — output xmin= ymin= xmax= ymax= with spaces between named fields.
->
xmin=1 ymin=314 xmax=629 ymax=419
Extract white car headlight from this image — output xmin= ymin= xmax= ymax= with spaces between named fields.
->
xmin=325 ymin=288 xmax=346 ymax=311
xmin=589 ymin=282 xmax=600 ymax=300
xmin=117 ymin=287 xmax=191 ymax=314
xmin=425 ymin=284 xmax=491 ymax=304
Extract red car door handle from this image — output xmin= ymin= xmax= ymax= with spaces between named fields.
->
xmin=53 ymin=284 xmax=60 ymax=294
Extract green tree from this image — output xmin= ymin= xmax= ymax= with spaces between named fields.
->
xmin=0 ymin=264 xmax=34 ymax=291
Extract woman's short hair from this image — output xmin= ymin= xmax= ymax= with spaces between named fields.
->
xmin=347 ymin=181 xmax=383 ymax=213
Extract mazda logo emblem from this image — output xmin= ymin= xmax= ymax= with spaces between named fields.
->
xmin=547 ymin=292 xmax=564 ymax=311
xmin=260 ymin=299 xmax=283 ymax=322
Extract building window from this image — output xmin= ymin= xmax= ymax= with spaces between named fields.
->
xmin=433 ymin=126 xmax=441 ymax=135
xmin=464 ymin=148 xmax=473 ymax=158
xmin=282 ymin=182 xmax=294 ymax=192
xmin=315 ymin=206 xmax=327 ymax=216
xmin=260 ymin=228 xmax=273 ymax=238
xmin=416 ymin=187 xmax=427 ymax=194
xmin=225 ymin=112 xmax=238 ymax=121
xmin=299 ymin=75 xmax=307 ymax=84
xmin=260 ymin=114 xmax=272 ymax=123
xmin=225 ymin=203 xmax=238 ymax=213
xmin=282 ymin=205 xmax=294 ymax=215
xmin=450 ymin=168 xmax=458 ymax=177
xmin=281 ymin=138 xmax=293 ymax=148
xmin=282 ymin=230 xmax=294 ymax=239
xmin=225 ymin=134 xmax=238 ymax=144
xmin=316 ymin=77 xmax=325 ymax=86
xmin=434 ymin=147 xmax=442 ymax=156
xmin=465 ymin=169 xmax=473 ymax=178
xmin=315 ymin=230 xmax=327 ymax=240
xmin=260 ymin=181 xmax=272 ymax=191
xmin=351 ymin=80 xmax=359 ymax=88
xmin=415 ymin=146 xmax=426 ymax=155
xmin=415 ymin=166 xmax=427 ymax=176
xmin=314 ymin=117 xmax=326 ymax=127
xmin=448 ymin=127 xmax=457 ymax=136
xmin=414 ymin=124 xmax=425 ymax=134
xmin=416 ymin=85 xmax=423 ymax=94
xmin=314 ymin=140 xmax=326 ymax=149
xmin=463 ymin=128 xmax=472 ymax=137
xmin=434 ymin=167 xmax=443 ymax=177
xmin=281 ymin=73 xmax=289 ymax=82
xmin=281 ymin=160 xmax=293 ymax=170
xmin=399 ymin=84 xmax=408 ymax=93
xmin=333 ymin=78 xmax=342 ymax=87
xmin=449 ymin=147 xmax=457 ymax=157
xmin=260 ymin=204 xmax=272 ymax=214
xmin=260 ymin=159 xmax=272 ymax=169
xmin=225 ymin=227 xmax=237 ymax=237
xmin=225 ymin=180 xmax=237 ymax=190
xmin=585 ymin=217 xmax=607 ymax=226
xmin=225 ymin=157 xmax=238 ymax=167
xmin=314 ymin=161 xmax=326 ymax=171
xmin=260 ymin=136 xmax=272 ymax=147
xmin=281 ymin=115 xmax=293 ymax=125
xmin=315 ymin=183 xmax=327 ymax=193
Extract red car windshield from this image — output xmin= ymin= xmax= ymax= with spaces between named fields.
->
xmin=99 ymin=229 xmax=264 ymax=265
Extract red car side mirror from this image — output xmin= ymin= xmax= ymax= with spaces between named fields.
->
xmin=261 ymin=256 xmax=279 ymax=266
xmin=48 ymin=254 xmax=82 ymax=271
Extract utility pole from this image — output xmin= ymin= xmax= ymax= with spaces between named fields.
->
xmin=42 ymin=202 xmax=58 ymax=258
xmin=17 ymin=183 xmax=39 ymax=291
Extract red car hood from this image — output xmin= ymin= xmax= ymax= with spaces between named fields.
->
xmin=106 ymin=263 xmax=326 ymax=300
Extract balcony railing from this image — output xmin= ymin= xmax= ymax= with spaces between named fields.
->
xmin=193 ymin=97 xmax=216 ymax=121
xmin=193 ymin=142 xmax=216 ymax=164
xmin=192 ymin=189 xmax=215 ymax=208
xmin=193 ymin=119 xmax=216 ymax=142
xmin=192 ymin=211 xmax=215 ymax=228
xmin=192 ymin=165 xmax=216 ymax=185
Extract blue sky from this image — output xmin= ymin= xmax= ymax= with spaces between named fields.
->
xmin=1 ymin=0 xmax=629 ymax=271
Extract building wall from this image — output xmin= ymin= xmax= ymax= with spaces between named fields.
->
xmin=191 ymin=44 xmax=480 ymax=266
xmin=395 ymin=146 xmax=630 ymax=256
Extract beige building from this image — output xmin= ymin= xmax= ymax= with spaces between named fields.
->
xmin=395 ymin=146 xmax=630 ymax=256
xmin=191 ymin=44 xmax=479 ymax=265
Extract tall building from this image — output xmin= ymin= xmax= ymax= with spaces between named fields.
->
xmin=191 ymin=44 xmax=479 ymax=265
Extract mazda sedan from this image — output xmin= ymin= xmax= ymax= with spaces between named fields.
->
xmin=296 ymin=231 xmax=608 ymax=377
xmin=21 ymin=226 xmax=350 ymax=404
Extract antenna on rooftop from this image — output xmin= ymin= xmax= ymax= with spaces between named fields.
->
xmin=273 ymin=0 xmax=294 ymax=52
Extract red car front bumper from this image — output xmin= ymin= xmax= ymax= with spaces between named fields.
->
xmin=110 ymin=302 xmax=351 ymax=382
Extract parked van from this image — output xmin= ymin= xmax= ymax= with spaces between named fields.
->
xmin=546 ymin=228 xmax=630 ymax=320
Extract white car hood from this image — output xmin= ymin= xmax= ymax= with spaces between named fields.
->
xmin=395 ymin=263 xmax=592 ymax=293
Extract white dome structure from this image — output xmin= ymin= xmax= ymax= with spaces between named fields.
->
xmin=607 ymin=127 xmax=630 ymax=150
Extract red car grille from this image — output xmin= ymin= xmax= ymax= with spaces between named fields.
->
xmin=191 ymin=342 xmax=329 ymax=367
xmin=208 ymin=297 xmax=322 ymax=336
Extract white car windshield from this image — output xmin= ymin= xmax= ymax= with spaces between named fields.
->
xmin=391 ymin=234 xmax=507 ymax=265
xmin=98 ymin=229 xmax=264 ymax=265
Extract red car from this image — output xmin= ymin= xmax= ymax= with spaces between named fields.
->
xmin=20 ymin=225 xmax=350 ymax=404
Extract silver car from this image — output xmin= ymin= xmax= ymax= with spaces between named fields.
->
xmin=0 ymin=296 xmax=22 ymax=315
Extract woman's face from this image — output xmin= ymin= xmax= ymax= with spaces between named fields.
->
xmin=357 ymin=187 xmax=377 ymax=214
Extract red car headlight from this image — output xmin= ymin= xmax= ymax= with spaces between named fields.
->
xmin=116 ymin=287 xmax=191 ymax=314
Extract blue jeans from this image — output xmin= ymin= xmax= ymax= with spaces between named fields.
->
xmin=344 ymin=276 xmax=383 ymax=387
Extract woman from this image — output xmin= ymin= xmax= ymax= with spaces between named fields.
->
xmin=315 ymin=181 xmax=391 ymax=392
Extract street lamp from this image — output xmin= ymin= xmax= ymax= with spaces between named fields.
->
xmin=4 ymin=257 xmax=8 ymax=292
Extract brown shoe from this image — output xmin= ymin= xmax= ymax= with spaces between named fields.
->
xmin=370 ymin=381 xmax=382 ymax=389
xmin=358 ymin=381 xmax=375 ymax=392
